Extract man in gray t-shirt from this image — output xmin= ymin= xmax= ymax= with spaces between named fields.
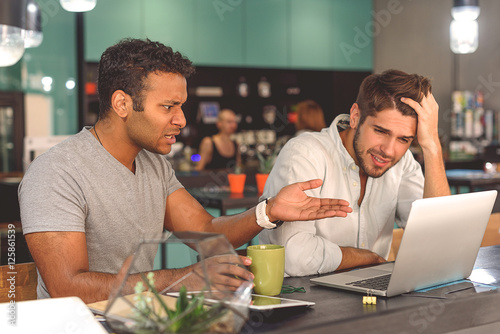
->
xmin=19 ymin=39 xmax=352 ymax=304
xmin=20 ymin=129 xmax=181 ymax=299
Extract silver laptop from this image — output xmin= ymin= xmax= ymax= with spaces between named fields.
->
xmin=310 ymin=190 xmax=497 ymax=297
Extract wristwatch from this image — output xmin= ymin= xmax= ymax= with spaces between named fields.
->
xmin=256 ymin=198 xmax=284 ymax=229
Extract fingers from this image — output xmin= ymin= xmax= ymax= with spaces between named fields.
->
xmin=308 ymin=208 xmax=351 ymax=220
xmin=400 ymin=93 xmax=437 ymax=116
xmin=418 ymin=93 xmax=438 ymax=113
xmin=299 ymin=204 xmax=353 ymax=220
xmin=310 ymin=199 xmax=353 ymax=215
xmin=319 ymin=198 xmax=351 ymax=207
xmin=239 ymin=255 xmax=251 ymax=266
xmin=209 ymin=267 xmax=253 ymax=291
xmin=202 ymin=255 xmax=254 ymax=291
xmin=211 ymin=272 xmax=249 ymax=290
xmin=297 ymin=179 xmax=323 ymax=191
xmin=400 ymin=96 xmax=422 ymax=114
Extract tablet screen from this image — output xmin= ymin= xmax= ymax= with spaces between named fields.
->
xmin=166 ymin=291 xmax=315 ymax=311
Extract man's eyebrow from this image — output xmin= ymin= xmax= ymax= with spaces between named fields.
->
xmin=373 ymin=125 xmax=414 ymax=140
xmin=373 ymin=125 xmax=390 ymax=133
xmin=161 ymin=99 xmax=182 ymax=105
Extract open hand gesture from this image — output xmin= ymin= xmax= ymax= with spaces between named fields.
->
xmin=267 ymin=179 xmax=352 ymax=223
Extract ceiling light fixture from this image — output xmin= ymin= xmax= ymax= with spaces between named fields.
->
xmin=0 ymin=0 xmax=27 ymax=67
xmin=60 ymin=0 xmax=97 ymax=12
xmin=24 ymin=0 xmax=43 ymax=48
xmin=450 ymin=0 xmax=480 ymax=54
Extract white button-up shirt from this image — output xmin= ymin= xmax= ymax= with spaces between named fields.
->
xmin=260 ymin=114 xmax=424 ymax=276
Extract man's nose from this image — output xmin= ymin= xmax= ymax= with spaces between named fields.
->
xmin=381 ymin=137 xmax=396 ymax=157
xmin=172 ymin=109 xmax=186 ymax=129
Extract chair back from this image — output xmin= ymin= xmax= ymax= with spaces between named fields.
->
xmin=0 ymin=262 xmax=37 ymax=302
xmin=388 ymin=228 xmax=404 ymax=262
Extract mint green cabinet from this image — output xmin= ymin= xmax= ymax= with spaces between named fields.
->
xmin=84 ymin=0 xmax=373 ymax=70
xmin=84 ymin=0 xmax=144 ymax=61
xmin=144 ymin=0 xmax=197 ymax=60
xmin=245 ymin=0 xmax=288 ymax=67
xmin=290 ymin=0 xmax=335 ymax=69
xmin=330 ymin=0 xmax=373 ymax=70
xmin=192 ymin=0 xmax=244 ymax=66
xmin=290 ymin=0 xmax=372 ymax=70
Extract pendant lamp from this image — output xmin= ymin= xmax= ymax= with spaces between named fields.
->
xmin=60 ymin=0 xmax=96 ymax=12
xmin=450 ymin=0 xmax=480 ymax=54
xmin=25 ymin=0 xmax=43 ymax=48
xmin=0 ymin=0 xmax=27 ymax=67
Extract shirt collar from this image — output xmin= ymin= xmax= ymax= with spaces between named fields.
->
xmin=328 ymin=114 xmax=357 ymax=169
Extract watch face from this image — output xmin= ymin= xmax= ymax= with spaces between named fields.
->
xmin=256 ymin=198 xmax=276 ymax=229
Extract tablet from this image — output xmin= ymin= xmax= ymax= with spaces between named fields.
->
xmin=248 ymin=294 xmax=315 ymax=311
xmin=166 ymin=291 xmax=315 ymax=311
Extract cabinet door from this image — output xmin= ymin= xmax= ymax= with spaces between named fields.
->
xmin=84 ymin=0 xmax=144 ymax=61
xmin=290 ymin=0 xmax=334 ymax=69
xmin=330 ymin=0 xmax=373 ymax=70
xmin=193 ymin=0 xmax=244 ymax=66
xmin=290 ymin=0 xmax=372 ymax=70
xmin=245 ymin=0 xmax=288 ymax=67
xmin=144 ymin=0 xmax=197 ymax=60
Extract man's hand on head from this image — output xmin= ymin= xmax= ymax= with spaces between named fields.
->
xmin=400 ymin=93 xmax=440 ymax=152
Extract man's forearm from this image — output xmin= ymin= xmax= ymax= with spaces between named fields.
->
xmin=211 ymin=208 xmax=262 ymax=248
xmin=337 ymin=247 xmax=386 ymax=271
xmin=421 ymin=143 xmax=451 ymax=198
xmin=48 ymin=267 xmax=192 ymax=304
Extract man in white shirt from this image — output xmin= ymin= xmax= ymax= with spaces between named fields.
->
xmin=260 ymin=69 xmax=450 ymax=276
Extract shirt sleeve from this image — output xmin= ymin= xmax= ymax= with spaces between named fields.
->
xmin=19 ymin=151 xmax=87 ymax=235
xmin=163 ymin=157 xmax=184 ymax=196
xmin=395 ymin=150 xmax=425 ymax=228
xmin=260 ymin=139 xmax=344 ymax=276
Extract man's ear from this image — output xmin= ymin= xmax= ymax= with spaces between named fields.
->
xmin=110 ymin=90 xmax=131 ymax=119
xmin=349 ymin=103 xmax=361 ymax=129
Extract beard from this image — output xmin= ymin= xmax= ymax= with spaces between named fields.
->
xmin=353 ymin=127 xmax=397 ymax=178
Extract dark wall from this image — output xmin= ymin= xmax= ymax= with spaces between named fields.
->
xmin=181 ymin=66 xmax=371 ymax=148
xmin=83 ymin=63 xmax=371 ymax=148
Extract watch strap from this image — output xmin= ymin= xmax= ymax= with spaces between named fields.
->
xmin=256 ymin=198 xmax=284 ymax=229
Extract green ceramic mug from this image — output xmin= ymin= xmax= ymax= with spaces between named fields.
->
xmin=247 ymin=244 xmax=285 ymax=296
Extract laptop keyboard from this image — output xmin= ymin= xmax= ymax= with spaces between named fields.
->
xmin=346 ymin=274 xmax=392 ymax=291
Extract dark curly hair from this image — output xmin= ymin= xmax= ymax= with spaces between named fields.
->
xmin=356 ymin=69 xmax=432 ymax=125
xmin=97 ymin=38 xmax=195 ymax=119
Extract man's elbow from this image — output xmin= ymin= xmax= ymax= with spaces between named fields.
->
xmin=284 ymin=251 xmax=324 ymax=277
xmin=45 ymin=276 xmax=100 ymax=304
xmin=47 ymin=287 xmax=99 ymax=304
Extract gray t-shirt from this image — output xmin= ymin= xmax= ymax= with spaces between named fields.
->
xmin=19 ymin=127 xmax=183 ymax=298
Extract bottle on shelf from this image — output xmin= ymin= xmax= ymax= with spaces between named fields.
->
xmin=258 ymin=77 xmax=271 ymax=98
xmin=238 ymin=76 xmax=248 ymax=97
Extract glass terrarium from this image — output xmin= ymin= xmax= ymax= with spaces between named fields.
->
xmin=104 ymin=231 xmax=252 ymax=334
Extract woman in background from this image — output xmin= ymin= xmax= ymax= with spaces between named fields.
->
xmin=295 ymin=100 xmax=326 ymax=136
xmin=196 ymin=109 xmax=240 ymax=171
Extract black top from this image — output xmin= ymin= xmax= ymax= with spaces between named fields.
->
xmin=205 ymin=137 xmax=237 ymax=170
